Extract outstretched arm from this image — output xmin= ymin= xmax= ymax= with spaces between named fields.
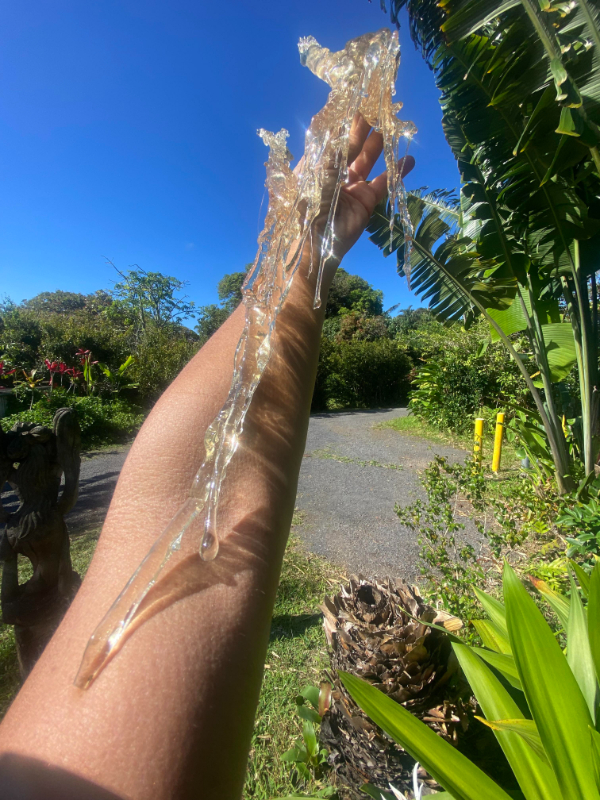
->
xmin=0 ymin=117 xmax=413 ymax=800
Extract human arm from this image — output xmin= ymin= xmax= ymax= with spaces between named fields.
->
xmin=0 ymin=118 xmax=413 ymax=800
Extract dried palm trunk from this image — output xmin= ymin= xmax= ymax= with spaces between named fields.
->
xmin=319 ymin=576 xmax=474 ymax=798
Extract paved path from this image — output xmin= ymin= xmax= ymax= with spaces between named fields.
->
xmin=296 ymin=408 xmax=469 ymax=580
xmin=1 ymin=410 xmax=471 ymax=579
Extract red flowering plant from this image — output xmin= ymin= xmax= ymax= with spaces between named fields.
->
xmin=0 ymin=361 xmax=16 ymax=386
xmin=76 ymin=348 xmax=99 ymax=395
xmin=44 ymin=359 xmax=60 ymax=391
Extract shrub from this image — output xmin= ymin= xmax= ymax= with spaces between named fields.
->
xmin=312 ymin=339 xmax=413 ymax=410
xmin=408 ymin=322 xmax=530 ymax=435
xmin=1 ymin=297 xmax=200 ymax=407
xmin=1 ymin=390 xmax=144 ymax=449
xmin=131 ymin=326 xmax=199 ymax=402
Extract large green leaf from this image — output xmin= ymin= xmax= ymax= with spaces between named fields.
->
xmin=591 ymin=727 xmax=600 ymax=793
xmin=487 ymin=293 xmax=560 ymax=341
xmin=570 ymin=560 xmax=591 ymax=597
xmin=472 ymin=619 xmax=512 ymax=654
xmin=340 ymin=671 xmax=512 ymax=800
xmin=470 ymin=646 xmax=522 ymax=690
xmin=367 ymin=192 xmax=517 ymax=325
xmin=567 ymin=574 xmax=598 ymax=720
xmin=454 ymin=643 xmax=559 ymax=800
xmin=540 ymin=323 xmax=578 ymax=383
xmin=476 ymin=718 xmax=547 ymax=764
xmin=382 ymin=0 xmax=600 ymax=481
xmin=504 ymin=562 xmax=598 ymax=797
xmin=587 ymin=564 xmax=600 ymax=685
xmin=473 ymin=588 xmax=509 ymax=634
xmin=528 ymin=576 xmax=570 ymax=630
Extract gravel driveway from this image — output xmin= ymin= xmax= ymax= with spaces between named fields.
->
xmin=2 ymin=409 xmax=470 ymax=579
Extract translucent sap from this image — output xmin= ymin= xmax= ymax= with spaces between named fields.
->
xmin=75 ymin=28 xmax=415 ymax=689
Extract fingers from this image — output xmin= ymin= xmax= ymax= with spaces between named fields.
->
xmin=346 ymin=113 xmax=371 ymax=165
xmin=349 ymin=130 xmax=383 ymax=182
xmin=369 ymin=155 xmax=415 ymax=206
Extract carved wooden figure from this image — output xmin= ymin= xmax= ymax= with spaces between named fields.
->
xmin=0 ymin=408 xmax=81 ymax=676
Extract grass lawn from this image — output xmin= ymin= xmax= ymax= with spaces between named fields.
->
xmin=0 ymin=517 xmax=343 ymax=799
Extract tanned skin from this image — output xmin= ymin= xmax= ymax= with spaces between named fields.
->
xmin=0 ymin=115 xmax=413 ymax=800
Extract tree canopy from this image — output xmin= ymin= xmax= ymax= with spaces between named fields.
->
xmin=111 ymin=266 xmax=196 ymax=333
xmin=325 ymin=268 xmax=384 ymax=318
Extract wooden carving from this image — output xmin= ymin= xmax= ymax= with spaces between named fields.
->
xmin=0 ymin=408 xmax=81 ymax=676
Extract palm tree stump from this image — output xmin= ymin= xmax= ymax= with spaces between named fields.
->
xmin=320 ymin=576 xmax=473 ymax=798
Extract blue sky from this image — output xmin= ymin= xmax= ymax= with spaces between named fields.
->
xmin=0 ymin=0 xmax=459 ymax=314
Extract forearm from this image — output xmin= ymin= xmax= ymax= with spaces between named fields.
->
xmin=0 ymin=250 xmax=335 ymax=800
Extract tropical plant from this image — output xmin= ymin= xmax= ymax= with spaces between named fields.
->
xmin=76 ymin=348 xmax=99 ymax=395
xmin=558 ymin=474 xmax=600 ymax=559
xmin=373 ymin=0 xmax=600 ymax=489
xmin=342 ymin=561 xmax=600 ymax=799
xmin=0 ymin=360 xmax=15 ymax=382
xmin=281 ymin=686 xmax=332 ymax=784
xmin=98 ymin=355 xmax=138 ymax=395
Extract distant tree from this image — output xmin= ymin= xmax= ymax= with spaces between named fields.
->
xmin=110 ymin=265 xmax=196 ymax=333
xmin=337 ymin=312 xmax=389 ymax=342
xmin=325 ymin=268 xmax=384 ymax=318
xmin=195 ymin=304 xmax=230 ymax=342
xmin=217 ymin=270 xmax=248 ymax=313
xmin=196 ymin=264 xmax=251 ymax=342
xmin=22 ymin=289 xmax=114 ymax=317
xmin=23 ymin=290 xmax=87 ymax=314
xmin=386 ymin=306 xmax=435 ymax=338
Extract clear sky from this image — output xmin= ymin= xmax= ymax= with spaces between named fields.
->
xmin=0 ymin=0 xmax=459 ymax=313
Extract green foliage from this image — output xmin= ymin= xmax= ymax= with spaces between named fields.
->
xmin=0 ymin=298 xmax=129 ymax=374
xmin=195 ymin=303 xmax=230 ymax=343
xmin=1 ymin=389 xmax=144 ymax=448
xmin=486 ymin=475 xmax=564 ymax=556
xmin=217 ymin=268 xmax=249 ymax=312
xmin=312 ymin=339 xmax=412 ymax=410
xmin=0 ymin=275 xmax=201 ymax=408
xmin=407 ymin=321 xmax=530 ymax=435
xmin=325 ymin=268 xmax=383 ymax=318
xmin=195 ymin=265 xmax=251 ymax=342
xmin=244 ymin=534 xmax=339 ymax=800
xmin=129 ymin=325 xmax=199 ymax=402
xmin=23 ymin=290 xmax=87 ymax=313
xmin=558 ymin=476 xmax=600 ymax=560
xmin=395 ymin=455 xmax=487 ymax=623
xmin=385 ymin=305 xmax=436 ymax=339
xmin=111 ymin=265 xmax=196 ymax=332
xmin=343 ymin=563 xmax=600 ymax=799
xmin=376 ymin=0 xmax=600 ymax=483
xmin=335 ymin=312 xmax=389 ymax=342
xmin=281 ymin=686 xmax=330 ymax=785
xmin=98 ymin=355 xmax=138 ymax=395
xmin=391 ymin=444 xmax=582 ymax=623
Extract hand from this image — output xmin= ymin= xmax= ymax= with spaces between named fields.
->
xmin=315 ymin=113 xmax=415 ymax=262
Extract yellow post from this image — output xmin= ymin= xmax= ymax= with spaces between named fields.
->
xmin=492 ymin=412 xmax=505 ymax=473
xmin=474 ymin=418 xmax=484 ymax=467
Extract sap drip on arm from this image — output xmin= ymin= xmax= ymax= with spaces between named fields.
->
xmin=74 ymin=28 xmax=416 ymax=691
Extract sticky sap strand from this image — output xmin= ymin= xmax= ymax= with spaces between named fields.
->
xmin=75 ymin=29 xmax=416 ymax=690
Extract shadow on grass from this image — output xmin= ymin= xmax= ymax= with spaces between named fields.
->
xmin=269 ymin=612 xmax=322 ymax=641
